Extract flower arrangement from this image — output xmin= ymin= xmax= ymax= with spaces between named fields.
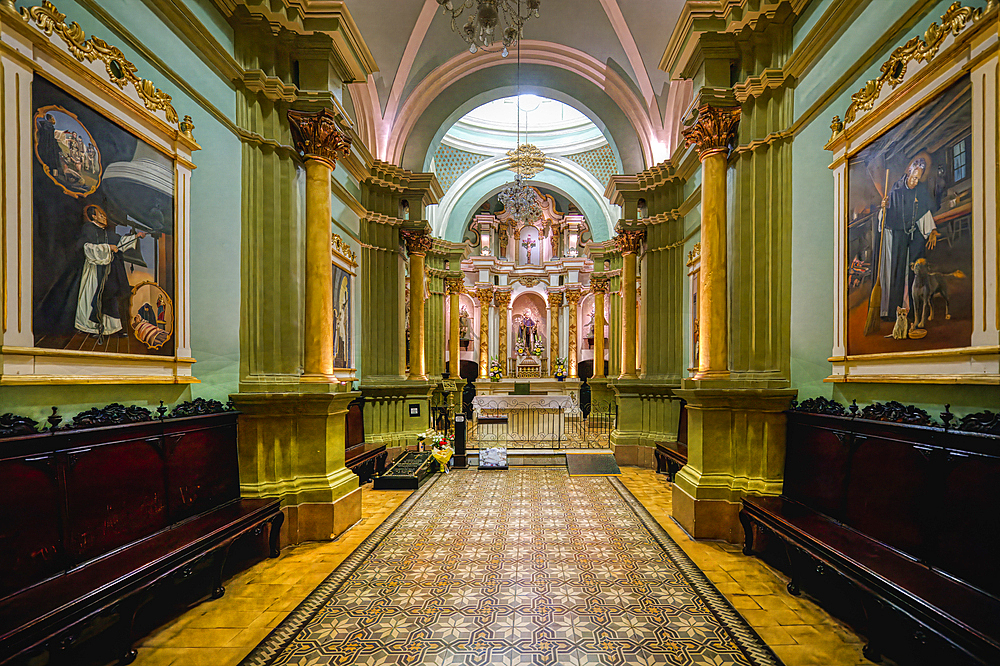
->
xmin=516 ymin=342 xmax=527 ymax=356
xmin=553 ymin=357 xmax=567 ymax=380
xmin=424 ymin=429 xmax=454 ymax=473
xmin=488 ymin=357 xmax=503 ymax=381
xmin=532 ymin=340 xmax=544 ymax=356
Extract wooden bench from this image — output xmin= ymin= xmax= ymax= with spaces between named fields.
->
xmin=344 ymin=397 xmax=386 ymax=485
xmin=654 ymin=400 xmax=687 ymax=480
xmin=0 ymin=410 xmax=283 ymax=666
xmin=740 ymin=404 xmax=1000 ymax=665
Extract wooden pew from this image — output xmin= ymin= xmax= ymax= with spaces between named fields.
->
xmin=654 ymin=400 xmax=687 ymax=479
xmin=0 ymin=409 xmax=282 ymax=666
xmin=740 ymin=402 xmax=1000 ymax=665
xmin=344 ymin=397 xmax=386 ymax=485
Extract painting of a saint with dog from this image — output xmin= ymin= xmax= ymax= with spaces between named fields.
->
xmin=845 ymin=75 xmax=972 ymax=356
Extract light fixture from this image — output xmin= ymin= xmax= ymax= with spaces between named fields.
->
xmin=436 ymin=0 xmax=540 ymax=57
xmin=496 ymin=7 xmax=543 ymax=227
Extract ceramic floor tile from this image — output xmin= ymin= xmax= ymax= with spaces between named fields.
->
xmin=134 ymin=470 xmax=877 ymax=666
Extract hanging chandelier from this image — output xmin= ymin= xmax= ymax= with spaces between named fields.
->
xmin=495 ymin=3 xmax=542 ymax=226
xmin=436 ymin=0 xmax=541 ymax=56
xmin=499 ymin=175 xmax=541 ymax=223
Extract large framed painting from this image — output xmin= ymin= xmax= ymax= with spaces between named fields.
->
xmin=32 ymin=77 xmax=176 ymax=356
xmin=1 ymin=2 xmax=198 ymax=385
xmin=827 ymin=3 xmax=998 ymax=384
xmin=845 ymin=75 xmax=972 ymax=355
xmin=331 ymin=233 xmax=357 ymax=380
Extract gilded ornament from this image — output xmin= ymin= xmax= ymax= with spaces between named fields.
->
xmin=565 ymin=289 xmax=582 ymax=306
xmin=548 ymin=291 xmax=564 ymax=308
xmin=829 ymin=115 xmax=843 ymax=142
xmin=843 ymin=2 xmax=988 ymax=125
xmin=179 ymin=115 xmax=196 ymax=141
xmin=331 ymin=233 xmax=357 ymax=265
xmin=20 ymin=1 xmax=179 ymax=123
xmin=507 ymin=143 xmax=546 ymax=178
xmin=590 ymin=277 xmax=610 ymax=295
xmin=682 ymin=105 xmax=740 ymax=160
xmin=400 ymin=229 xmax=434 ymax=256
xmin=613 ymin=230 xmax=644 ymax=255
xmin=445 ymin=277 xmax=466 ymax=296
xmin=287 ymin=108 xmax=352 ymax=169
xmin=494 ymin=290 xmax=511 ymax=308
xmin=686 ymin=242 xmax=701 ymax=267
xmin=474 ymin=287 xmax=494 ymax=306
xmin=516 ymin=276 xmax=542 ymax=287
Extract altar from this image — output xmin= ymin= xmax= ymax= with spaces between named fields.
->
xmin=470 ymin=388 xmax=582 ymax=448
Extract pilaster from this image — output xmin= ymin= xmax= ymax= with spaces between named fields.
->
xmin=475 ymin=287 xmax=493 ymax=376
xmin=495 ymin=289 xmax=512 ymax=374
xmin=548 ymin=291 xmax=563 ymax=373
xmin=566 ymin=289 xmax=582 ymax=379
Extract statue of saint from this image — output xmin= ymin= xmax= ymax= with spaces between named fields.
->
xmin=521 ymin=235 xmax=536 ymax=264
xmin=517 ymin=309 xmax=537 ymax=353
xmin=459 ymin=306 xmax=472 ymax=341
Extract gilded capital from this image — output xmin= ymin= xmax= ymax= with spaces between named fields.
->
xmin=287 ymin=108 xmax=352 ymax=169
xmin=445 ymin=277 xmax=466 ymax=296
xmin=474 ymin=287 xmax=494 ymax=306
xmin=682 ymin=105 xmax=740 ymax=161
xmin=400 ymin=229 xmax=434 ymax=256
xmin=613 ymin=229 xmax=645 ymax=255
xmin=494 ymin=290 xmax=512 ymax=309
xmin=565 ymin=289 xmax=582 ymax=306
xmin=590 ymin=278 xmax=610 ymax=295
xmin=548 ymin=291 xmax=564 ymax=308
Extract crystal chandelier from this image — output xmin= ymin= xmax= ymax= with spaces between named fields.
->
xmin=437 ymin=0 xmax=541 ymax=56
xmin=499 ymin=175 xmax=541 ymax=224
xmin=496 ymin=8 xmax=542 ymax=226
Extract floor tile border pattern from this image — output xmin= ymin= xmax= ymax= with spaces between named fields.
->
xmin=237 ymin=477 xmax=440 ymax=666
xmin=608 ymin=478 xmax=784 ymax=666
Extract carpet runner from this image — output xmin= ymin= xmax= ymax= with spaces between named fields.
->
xmin=239 ymin=468 xmax=782 ymax=666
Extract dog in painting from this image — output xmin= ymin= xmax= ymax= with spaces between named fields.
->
xmin=910 ymin=258 xmax=965 ymax=330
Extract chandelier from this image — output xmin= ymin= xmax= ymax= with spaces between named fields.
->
xmin=499 ymin=175 xmax=541 ymax=224
xmin=436 ymin=0 xmax=541 ymax=56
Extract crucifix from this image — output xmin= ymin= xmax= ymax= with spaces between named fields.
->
xmin=521 ymin=236 xmax=536 ymax=264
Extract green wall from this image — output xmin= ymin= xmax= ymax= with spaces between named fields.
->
xmin=789 ymin=0 xmax=999 ymax=413
xmin=3 ymin=0 xmax=241 ymax=418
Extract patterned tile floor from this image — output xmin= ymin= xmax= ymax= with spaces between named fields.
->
xmin=240 ymin=468 xmax=779 ymax=666
xmin=131 ymin=469 xmax=875 ymax=666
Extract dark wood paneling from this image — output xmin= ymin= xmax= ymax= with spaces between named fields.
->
xmin=0 ymin=456 xmax=63 ymax=599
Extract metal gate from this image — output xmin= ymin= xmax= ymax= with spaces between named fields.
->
xmin=467 ymin=397 xmax=617 ymax=450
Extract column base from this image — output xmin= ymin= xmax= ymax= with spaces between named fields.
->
xmin=280 ymin=485 xmax=362 ymax=546
xmin=671 ymin=385 xmax=797 ymax=544
xmin=671 ymin=483 xmax=742 ymax=542
xmin=231 ymin=391 xmax=361 ymax=545
xmin=610 ymin=380 xmax=681 ymax=468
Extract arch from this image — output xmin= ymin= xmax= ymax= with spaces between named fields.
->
xmin=423 ymin=87 xmax=624 ymax=173
xmin=389 ymin=40 xmax=658 ymax=172
xmin=430 ymin=156 xmax=620 ymax=242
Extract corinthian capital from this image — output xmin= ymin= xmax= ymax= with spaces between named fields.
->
xmin=590 ymin=278 xmax=610 ymax=295
xmin=548 ymin=291 xmax=564 ymax=308
xmin=445 ymin=277 xmax=466 ymax=296
xmin=565 ymin=289 xmax=583 ymax=306
xmin=613 ymin=229 xmax=645 ymax=255
xmin=474 ymin=287 xmax=494 ymax=306
xmin=682 ymin=105 xmax=740 ymax=161
xmin=287 ymin=108 xmax=352 ymax=169
xmin=494 ymin=290 xmax=511 ymax=309
xmin=400 ymin=229 xmax=434 ymax=256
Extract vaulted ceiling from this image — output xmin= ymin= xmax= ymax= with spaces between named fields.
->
xmin=343 ymin=0 xmax=692 ymax=172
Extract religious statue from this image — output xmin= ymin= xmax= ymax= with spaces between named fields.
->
xmin=584 ymin=310 xmax=595 ymax=338
xmin=517 ymin=309 xmax=538 ymax=354
xmin=521 ymin=235 xmax=536 ymax=264
xmin=459 ymin=306 xmax=472 ymax=341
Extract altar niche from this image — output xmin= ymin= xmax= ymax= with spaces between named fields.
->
xmin=517 ymin=225 xmax=544 ymax=266
xmin=510 ymin=291 xmax=547 ymax=377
